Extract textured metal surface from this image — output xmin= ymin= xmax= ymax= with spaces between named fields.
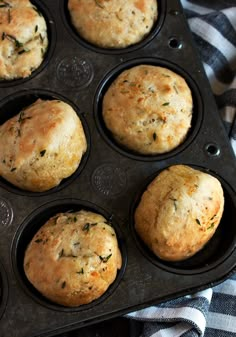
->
xmin=0 ymin=0 xmax=236 ymax=336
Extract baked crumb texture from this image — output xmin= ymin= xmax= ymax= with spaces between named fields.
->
xmin=0 ymin=0 xmax=48 ymax=80
xmin=103 ymin=65 xmax=193 ymax=155
xmin=135 ymin=165 xmax=224 ymax=261
xmin=68 ymin=0 xmax=158 ymax=48
xmin=24 ymin=210 xmax=122 ymax=307
xmin=0 ymin=99 xmax=87 ymax=192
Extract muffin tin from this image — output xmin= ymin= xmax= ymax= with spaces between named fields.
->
xmin=0 ymin=0 xmax=236 ymax=336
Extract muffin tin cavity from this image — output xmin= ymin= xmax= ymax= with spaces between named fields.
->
xmin=61 ymin=0 xmax=166 ymax=54
xmin=130 ymin=166 xmax=236 ymax=275
xmin=0 ymin=0 xmax=56 ymax=87
xmin=0 ymin=261 xmax=8 ymax=320
xmin=0 ymin=90 xmax=90 ymax=196
xmin=94 ymin=58 xmax=203 ymax=161
xmin=12 ymin=199 xmax=127 ymax=312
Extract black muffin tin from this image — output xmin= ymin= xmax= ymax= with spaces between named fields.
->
xmin=0 ymin=1 xmax=236 ymax=336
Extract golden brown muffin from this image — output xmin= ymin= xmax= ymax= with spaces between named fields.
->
xmin=68 ymin=0 xmax=157 ymax=48
xmin=102 ymin=65 xmax=193 ymax=155
xmin=0 ymin=0 xmax=48 ymax=80
xmin=0 ymin=99 xmax=87 ymax=192
xmin=134 ymin=165 xmax=224 ymax=261
xmin=24 ymin=210 xmax=122 ymax=307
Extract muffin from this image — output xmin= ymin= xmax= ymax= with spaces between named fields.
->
xmin=102 ymin=65 xmax=193 ymax=155
xmin=0 ymin=99 xmax=87 ymax=192
xmin=0 ymin=0 xmax=48 ymax=80
xmin=24 ymin=210 xmax=122 ymax=307
xmin=134 ymin=165 xmax=224 ymax=261
xmin=68 ymin=0 xmax=158 ymax=48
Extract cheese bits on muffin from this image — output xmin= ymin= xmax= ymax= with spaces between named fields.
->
xmin=68 ymin=0 xmax=158 ymax=48
xmin=0 ymin=99 xmax=87 ymax=192
xmin=24 ymin=210 xmax=122 ymax=307
xmin=0 ymin=0 xmax=48 ymax=80
xmin=102 ymin=65 xmax=193 ymax=155
xmin=135 ymin=165 xmax=224 ymax=261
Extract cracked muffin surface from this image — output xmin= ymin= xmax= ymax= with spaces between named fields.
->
xmin=0 ymin=0 xmax=48 ymax=80
xmin=0 ymin=99 xmax=87 ymax=192
xmin=68 ymin=0 xmax=157 ymax=48
xmin=102 ymin=65 xmax=193 ymax=155
xmin=134 ymin=165 xmax=224 ymax=261
xmin=24 ymin=210 xmax=122 ymax=307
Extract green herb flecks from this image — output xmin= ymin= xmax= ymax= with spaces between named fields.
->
xmin=7 ymin=7 xmax=11 ymax=23
xmin=195 ymin=218 xmax=201 ymax=226
xmin=35 ymin=25 xmax=38 ymax=33
xmin=162 ymin=102 xmax=170 ymax=106
xmin=169 ymin=198 xmax=177 ymax=211
xmin=10 ymin=167 xmax=16 ymax=172
xmin=82 ymin=222 xmax=97 ymax=232
xmin=94 ymin=0 xmax=105 ymax=8
xmin=210 ymin=214 xmax=217 ymax=221
xmin=207 ymin=223 xmax=215 ymax=230
xmin=39 ymin=33 xmax=44 ymax=43
xmin=0 ymin=1 xmax=11 ymax=8
xmin=162 ymin=73 xmax=170 ymax=78
xmin=99 ymin=254 xmax=112 ymax=263
xmin=35 ymin=238 xmax=43 ymax=243
xmin=18 ymin=48 xmax=30 ymax=55
xmin=58 ymin=249 xmax=64 ymax=258
xmin=40 ymin=149 xmax=46 ymax=157
xmin=76 ymin=268 xmax=84 ymax=275
xmin=61 ymin=281 xmax=66 ymax=289
xmin=173 ymin=85 xmax=179 ymax=94
xmin=152 ymin=132 xmax=157 ymax=141
xmin=1 ymin=32 xmax=23 ymax=48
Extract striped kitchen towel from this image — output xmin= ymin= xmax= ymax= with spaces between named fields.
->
xmin=127 ymin=1 xmax=236 ymax=337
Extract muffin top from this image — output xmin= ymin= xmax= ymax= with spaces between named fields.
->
xmin=102 ymin=65 xmax=193 ymax=155
xmin=0 ymin=0 xmax=48 ymax=80
xmin=24 ymin=210 xmax=122 ymax=307
xmin=68 ymin=0 xmax=158 ymax=48
xmin=135 ymin=165 xmax=224 ymax=261
xmin=0 ymin=99 xmax=87 ymax=192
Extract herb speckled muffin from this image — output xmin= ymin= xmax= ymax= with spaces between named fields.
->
xmin=103 ymin=65 xmax=193 ymax=155
xmin=68 ymin=0 xmax=158 ymax=48
xmin=135 ymin=165 xmax=224 ymax=261
xmin=24 ymin=210 xmax=122 ymax=307
xmin=0 ymin=0 xmax=48 ymax=80
xmin=0 ymin=99 xmax=87 ymax=192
